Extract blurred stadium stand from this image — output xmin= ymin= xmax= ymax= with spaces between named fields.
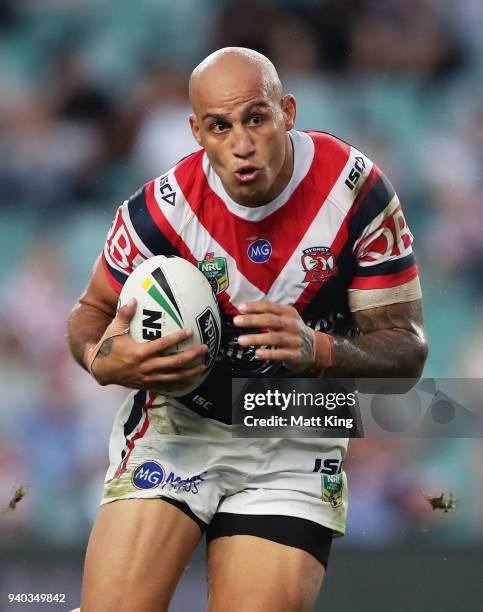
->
xmin=1 ymin=1 xmax=482 ymax=610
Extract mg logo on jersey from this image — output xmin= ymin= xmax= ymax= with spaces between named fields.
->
xmin=247 ymin=239 xmax=272 ymax=263
xmin=132 ymin=460 xmax=166 ymax=490
xmin=302 ymin=247 xmax=337 ymax=283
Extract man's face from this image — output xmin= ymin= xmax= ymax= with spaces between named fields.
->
xmin=190 ymin=80 xmax=296 ymax=206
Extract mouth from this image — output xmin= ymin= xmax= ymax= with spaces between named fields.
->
xmin=234 ymin=166 xmax=260 ymax=183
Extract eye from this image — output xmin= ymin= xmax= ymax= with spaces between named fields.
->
xmin=247 ymin=115 xmax=263 ymax=126
xmin=211 ymin=122 xmax=228 ymax=133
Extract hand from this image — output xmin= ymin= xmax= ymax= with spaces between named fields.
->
xmin=87 ymin=299 xmax=208 ymax=391
xmin=233 ymin=301 xmax=327 ymax=373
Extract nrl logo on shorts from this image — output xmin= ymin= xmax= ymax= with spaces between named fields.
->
xmin=197 ymin=252 xmax=229 ymax=295
xmin=302 ymin=247 xmax=337 ymax=283
xmin=322 ymin=473 xmax=344 ymax=509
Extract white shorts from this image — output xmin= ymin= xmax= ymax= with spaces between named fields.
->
xmin=101 ymin=390 xmax=349 ymax=562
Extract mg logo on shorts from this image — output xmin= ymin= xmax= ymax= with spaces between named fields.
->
xmin=247 ymin=239 xmax=272 ymax=263
xmin=132 ymin=460 xmax=166 ymax=490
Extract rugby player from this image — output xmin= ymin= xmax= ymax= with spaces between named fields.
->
xmin=68 ymin=47 xmax=428 ymax=612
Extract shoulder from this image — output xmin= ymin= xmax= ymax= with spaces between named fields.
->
xmin=298 ymin=130 xmax=409 ymax=262
xmin=150 ymin=148 xmax=205 ymax=200
xmin=120 ymin=148 xmax=205 ymax=230
xmin=299 ymin=130 xmax=376 ymax=215
xmin=304 ymin=130 xmax=352 ymax=157
xmin=147 ymin=148 xmax=207 ymax=215
xmin=304 ymin=129 xmax=398 ymax=212
xmin=304 ymin=130 xmax=373 ymax=181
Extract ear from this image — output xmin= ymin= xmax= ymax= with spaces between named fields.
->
xmin=281 ymin=94 xmax=296 ymax=131
xmin=189 ymin=114 xmax=202 ymax=146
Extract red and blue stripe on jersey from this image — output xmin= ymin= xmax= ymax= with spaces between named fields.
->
xmin=102 ymin=129 xmax=417 ymax=311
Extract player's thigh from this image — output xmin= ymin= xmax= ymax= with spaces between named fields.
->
xmin=81 ymin=498 xmax=202 ymax=612
xmin=207 ymin=535 xmax=325 ymax=612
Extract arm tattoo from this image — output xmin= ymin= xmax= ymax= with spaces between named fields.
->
xmin=299 ymin=319 xmax=315 ymax=368
xmin=328 ymin=299 xmax=428 ymax=377
xmin=353 ymin=300 xmax=424 ymax=336
xmin=97 ymin=337 xmax=114 ymax=359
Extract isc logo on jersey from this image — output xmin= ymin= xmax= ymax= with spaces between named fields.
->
xmin=344 ymin=156 xmax=366 ymax=191
xmin=132 ymin=461 xmax=166 ymax=490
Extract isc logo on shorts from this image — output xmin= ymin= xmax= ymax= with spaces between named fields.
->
xmin=132 ymin=460 xmax=166 ymax=490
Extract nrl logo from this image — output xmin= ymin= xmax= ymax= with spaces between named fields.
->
xmin=322 ymin=473 xmax=344 ymax=509
xmin=302 ymin=247 xmax=337 ymax=283
xmin=197 ymin=252 xmax=229 ymax=295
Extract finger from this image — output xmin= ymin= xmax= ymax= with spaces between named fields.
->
xmin=141 ymin=345 xmax=208 ymax=374
xmin=238 ymin=301 xmax=294 ymax=315
xmin=237 ymin=332 xmax=301 ymax=348
xmin=143 ymin=363 xmax=206 ymax=384
xmin=142 ymin=328 xmax=193 ymax=356
xmin=254 ymin=347 xmax=299 ymax=362
xmin=117 ymin=298 xmax=137 ymax=323
xmin=234 ymin=313 xmax=297 ymax=331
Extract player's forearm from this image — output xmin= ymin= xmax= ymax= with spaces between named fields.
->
xmin=321 ymin=299 xmax=428 ymax=378
xmin=67 ymin=301 xmax=113 ymax=370
xmin=327 ymin=328 xmax=428 ymax=377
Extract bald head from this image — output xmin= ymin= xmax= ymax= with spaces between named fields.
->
xmin=187 ymin=47 xmax=296 ymax=208
xmin=189 ymin=47 xmax=282 ymax=114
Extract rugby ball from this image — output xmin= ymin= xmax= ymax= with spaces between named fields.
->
xmin=118 ymin=255 xmax=221 ymax=397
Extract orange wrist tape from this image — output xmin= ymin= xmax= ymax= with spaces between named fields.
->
xmin=85 ymin=320 xmax=130 ymax=376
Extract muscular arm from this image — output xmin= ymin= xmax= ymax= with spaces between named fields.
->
xmin=67 ymin=257 xmax=118 ymax=369
xmin=328 ymin=299 xmax=428 ymax=377
xmin=235 ymin=298 xmax=428 ymax=378
xmin=67 ymin=257 xmax=207 ymax=390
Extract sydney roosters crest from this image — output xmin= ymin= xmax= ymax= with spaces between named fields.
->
xmin=302 ymin=247 xmax=337 ymax=283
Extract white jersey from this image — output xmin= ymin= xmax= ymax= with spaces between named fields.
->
xmin=102 ymin=129 xmax=420 ymax=422
xmin=99 ymin=130 xmax=421 ymax=535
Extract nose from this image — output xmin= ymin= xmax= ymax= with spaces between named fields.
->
xmin=231 ymin=125 xmax=255 ymax=159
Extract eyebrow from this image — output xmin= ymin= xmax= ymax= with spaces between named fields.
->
xmin=201 ymin=101 xmax=271 ymax=122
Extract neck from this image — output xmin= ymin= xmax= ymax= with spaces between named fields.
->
xmin=270 ymin=132 xmax=294 ymax=199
